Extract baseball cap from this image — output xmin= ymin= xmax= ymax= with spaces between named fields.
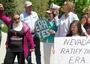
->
xmin=25 ymin=1 xmax=32 ymax=7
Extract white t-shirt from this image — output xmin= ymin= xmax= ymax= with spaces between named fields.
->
xmin=20 ymin=11 xmax=38 ymax=32
xmin=54 ymin=15 xmax=60 ymax=26
xmin=55 ymin=12 xmax=79 ymax=37
xmin=13 ymin=21 xmax=23 ymax=31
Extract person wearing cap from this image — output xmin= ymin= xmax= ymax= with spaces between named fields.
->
xmin=55 ymin=1 xmax=79 ymax=37
xmin=42 ymin=10 xmax=57 ymax=64
xmin=50 ymin=3 xmax=60 ymax=26
xmin=20 ymin=1 xmax=41 ymax=64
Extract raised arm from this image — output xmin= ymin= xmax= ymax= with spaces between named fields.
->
xmin=0 ymin=3 xmax=11 ymax=25
xmin=0 ymin=14 xmax=11 ymax=25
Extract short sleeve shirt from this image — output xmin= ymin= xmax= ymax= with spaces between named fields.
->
xmin=20 ymin=11 xmax=38 ymax=32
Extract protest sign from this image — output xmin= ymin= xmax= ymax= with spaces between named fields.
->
xmin=35 ymin=18 xmax=49 ymax=40
xmin=54 ymin=37 xmax=90 ymax=64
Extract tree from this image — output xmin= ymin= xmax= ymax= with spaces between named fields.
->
xmin=75 ymin=0 xmax=90 ymax=19
xmin=0 ymin=0 xmax=16 ymax=17
xmin=14 ymin=0 xmax=25 ymax=14
xmin=31 ymin=0 xmax=49 ymax=17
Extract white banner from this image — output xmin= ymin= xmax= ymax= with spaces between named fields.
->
xmin=54 ymin=37 xmax=90 ymax=64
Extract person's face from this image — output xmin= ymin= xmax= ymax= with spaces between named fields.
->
xmin=86 ymin=11 xmax=90 ymax=18
xmin=81 ymin=15 xmax=87 ymax=25
xmin=13 ymin=14 xmax=20 ymax=23
xmin=0 ymin=4 xmax=4 ymax=11
xmin=85 ymin=11 xmax=90 ymax=24
xmin=25 ymin=5 xmax=32 ymax=14
xmin=87 ymin=18 xmax=90 ymax=24
xmin=51 ymin=8 xmax=59 ymax=15
xmin=48 ymin=13 xmax=54 ymax=20
xmin=71 ymin=23 xmax=78 ymax=35
xmin=62 ymin=3 xmax=69 ymax=13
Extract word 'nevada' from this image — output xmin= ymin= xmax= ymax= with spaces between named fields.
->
xmin=64 ymin=39 xmax=90 ymax=46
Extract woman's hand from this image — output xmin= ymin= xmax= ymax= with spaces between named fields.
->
xmin=48 ymin=29 xmax=55 ymax=34
xmin=30 ymin=48 xmax=35 ymax=52
xmin=1 ymin=24 xmax=5 ymax=29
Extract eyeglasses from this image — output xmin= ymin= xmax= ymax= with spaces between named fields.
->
xmin=14 ymin=17 xmax=20 ymax=20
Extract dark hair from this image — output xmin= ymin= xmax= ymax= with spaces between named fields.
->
xmin=66 ymin=20 xmax=83 ymax=36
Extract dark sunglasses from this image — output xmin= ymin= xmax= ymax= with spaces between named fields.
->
xmin=14 ymin=17 xmax=20 ymax=20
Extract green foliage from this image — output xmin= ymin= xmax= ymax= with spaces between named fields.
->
xmin=53 ymin=0 xmax=65 ymax=5
xmin=14 ymin=0 xmax=25 ymax=14
xmin=30 ymin=0 xmax=49 ymax=17
xmin=0 ymin=0 xmax=16 ymax=16
xmin=75 ymin=0 xmax=90 ymax=19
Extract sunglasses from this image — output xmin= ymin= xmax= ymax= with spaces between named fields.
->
xmin=14 ymin=17 xmax=20 ymax=20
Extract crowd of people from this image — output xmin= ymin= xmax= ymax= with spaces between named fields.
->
xmin=0 ymin=0 xmax=90 ymax=64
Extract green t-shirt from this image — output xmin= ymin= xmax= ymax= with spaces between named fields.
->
xmin=42 ymin=20 xmax=57 ymax=43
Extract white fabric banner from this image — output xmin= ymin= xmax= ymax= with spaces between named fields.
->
xmin=54 ymin=37 xmax=90 ymax=64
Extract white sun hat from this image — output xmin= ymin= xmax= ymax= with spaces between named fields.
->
xmin=50 ymin=3 xmax=60 ymax=9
